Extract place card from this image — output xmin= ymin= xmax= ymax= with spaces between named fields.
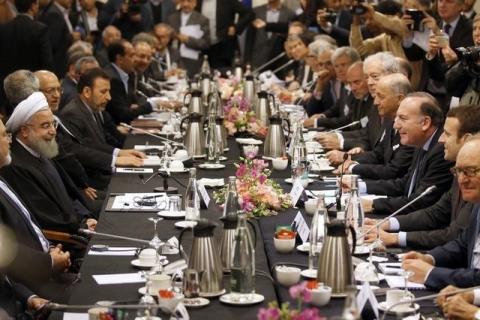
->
xmin=92 ymin=272 xmax=145 ymax=285
xmin=357 ymin=281 xmax=379 ymax=318
xmin=290 ymin=180 xmax=304 ymax=207
xmin=292 ymin=211 xmax=310 ymax=243
xmin=198 ymin=183 xmax=210 ymax=207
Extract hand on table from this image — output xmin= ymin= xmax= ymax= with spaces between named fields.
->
xmin=442 ymin=294 xmax=479 ymax=319
xmin=50 ymin=244 xmax=71 ymax=273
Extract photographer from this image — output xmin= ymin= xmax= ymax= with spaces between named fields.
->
xmin=444 ymin=15 xmax=480 ymax=104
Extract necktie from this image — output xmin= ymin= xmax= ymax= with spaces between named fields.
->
xmin=444 ymin=23 xmax=451 ymax=36
xmin=407 ymin=149 xmax=426 ymax=197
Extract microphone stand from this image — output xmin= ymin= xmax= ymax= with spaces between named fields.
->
xmin=120 ymin=123 xmax=185 ymax=148
xmin=359 ymin=185 xmax=437 ymax=239
xmin=336 ymin=152 xmax=349 ymax=211
xmin=327 ymin=120 xmax=361 ymax=133
xmin=380 ymin=285 xmax=480 ymax=320
xmin=252 ymin=52 xmax=287 ymax=75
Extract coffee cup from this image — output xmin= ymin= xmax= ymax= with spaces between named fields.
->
xmin=174 ymin=150 xmax=189 ymax=161
xmin=150 ymin=273 xmax=171 ymax=292
xmin=272 ymin=157 xmax=288 ymax=170
xmin=308 ymin=284 xmax=332 ymax=306
xmin=138 ymin=248 xmax=157 ymax=265
xmin=162 ymin=124 xmax=174 ymax=133
xmin=169 ymin=160 xmax=184 ymax=171
xmin=386 ymin=289 xmax=414 ymax=311
xmin=304 ymin=198 xmax=317 ymax=215
xmin=275 ymin=266 xmax=301 ymax=286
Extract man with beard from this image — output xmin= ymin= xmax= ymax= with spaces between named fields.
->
xmin=0 ymin=92 xmax=97 ymax=235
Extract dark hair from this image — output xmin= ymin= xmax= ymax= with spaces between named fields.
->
xmin=107 ymin=39 xmax=128 ymax=63
xmin=77 ymin=68 xmax=110 ymax=93
xmin=447 ymin=105 xmax=480 ymax=138
xmin=14 ymin=0 xmax=36 ymax=13
xmin=67 ymin=52 xmax=88 ymax=68
xmin=375 ymin=0 xmax=403 ymax=16
xmin=406 ymin=92 xmax=444 ymax=127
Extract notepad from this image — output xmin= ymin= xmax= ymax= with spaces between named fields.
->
xmin=116 ymin=168 xmax=153 ymax=174
xmin=385 ymin=275 xmax=426 ymax=290
xmin=92 ymin=272 xmax=145 ymax=285
xmin=88 ymin=247 xmax=138 ymax=256
xmin=63 ymin=313 xmax=88 ymax=320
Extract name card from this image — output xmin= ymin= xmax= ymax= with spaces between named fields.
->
xmin=357 ymin=281 xmax=379 ymax=319
xmin=198 ymin=183 xmax=210 ymax=207
xmin=290 ymin=180 xmax=304 ymax=207
xmin=292 ymin=211 xmax=310 ymax=243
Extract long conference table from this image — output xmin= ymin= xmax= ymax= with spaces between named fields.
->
xmin=50 ymin=133 xmax=443 ymax=320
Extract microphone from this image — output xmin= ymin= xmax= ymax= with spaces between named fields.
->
xmin=139 ymin=80 xmax=163 ymax=95
xmin=119 ymin=123 xmax=185 ymax=148
xmin=380 ymin=285 xmax=480 ymax=320
xmin=336 ymin=152 xmax=350 ymax=210
xmin=327 ymin=120 xmax=361 ymax=133
xmin=360 ymin=185 xmax=437 ymax=238
xmin=136 ymin=89 xmax=149 ymax=100
xmin=272 ymin=60 xmax=295 ymax=75
xmin=252 ymin=52 xmax=287 ymax=75
xmin=79 ymin=229 xmax=151 ymax=245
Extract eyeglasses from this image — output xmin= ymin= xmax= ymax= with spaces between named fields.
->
xmin=43 ymin=87 xmax=63 ymax=96
xmin=25 ymin=120 xmax=59 ymax=130
xmin=450 ymin=167 xmax=480 ymax=178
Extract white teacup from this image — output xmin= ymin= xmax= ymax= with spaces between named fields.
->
xmin=317 ymin=158 xmax=330 ymax=168
xmin=174 ymin=150 xmax=189 ymax=161
xmin=275 ymin=266 xmax=301 ymax=286
xmin=169 ymin=160 xmax=184 ymax=171
xmin=273 ymin=237 xmax=296 ymax=253
xmin=272 ymin=157 xmax=288 ymax=170
xmin=304 ymin=198 xmax=317 ymax=215
xmin=386 ymin=289 xmax=414 ymax=311
xmin=162 ymin=124 xmax=174 ymax=133
xmin=150 ymin=273 xmax=171 ymax=292
xmin=138 ymin=248 xmax=157 ymax=265
xmin=308 ymin=284 xmax=332 ymax=307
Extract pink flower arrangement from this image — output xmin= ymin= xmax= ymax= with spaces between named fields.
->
xmin=223 ymin=96 xmax=267 ymax=137
xmin=257 ymin=282 xmax=325 ymax=320
xmin=213 ymin=156 xmax=291 ymax=217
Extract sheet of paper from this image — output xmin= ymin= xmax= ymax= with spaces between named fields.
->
xmin=88 ymin=247 xmax=137 ymax=256
xmin=292 ymin=211 xmax=310 ymax=243
xmin=116 ymin=168 xmax=153 ymax=174
xmin=134 ymin=145 xmax=164 ymax=151
xmin=142 ymin=155 xmax=161 ymax=166
xmin=110 ymin=193 xmax=168 ymax=210
xmin=179 ymin=25 xmax=203 ymax=60
xmin=385 ymin=275 xmax=426 ymax=290
xmin=311 ymin=190 xmax=336 ymax=197
xmin=63 ymin=313 xmax=88 ymax=320
xmin=93 ymin=272 xmax=145 ymax=285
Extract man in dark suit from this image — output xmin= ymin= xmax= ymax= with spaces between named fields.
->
xmin=245 ymin=0 xmax=295 ymax=71
xmin=148 ymin=0 xmax=175 ymax=25
xmin=1 ymin=92 xmax=97 ymax=235
xmin=152 ymin=23 xmax=181 ymax=80
xmin=347 ymin=92 xmax=454 ymax=216
xmin=167 ymin=0 xmax=210 ymax=78
xmin=366 ymin=105 xmax=480 ymax=249
xmin=60 ymin=68 xmax=145 ymax=189
xmin=0 ymin=0 xmax=53 ymax=115
xmin=339 ymin=73 xmax=415 ymax=180
xmin=95 ymin=25 xmax=122 ymax=68
xmin=38 ymin=0 xmax=76 ymax=77
xmin=196 ymin=0 xmax=254 ymax=70
xmin=103 ymin=39 xmax=155 ymax=124
xmin=402 ymin=136 xmax=480 ymax=290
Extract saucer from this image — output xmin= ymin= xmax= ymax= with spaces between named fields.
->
xmin=199 ymin=289 xmax=226 ymax=298
xmin=174 ymin=221 xmax=198 ymax=229
xmin=138 ymin=286 xmax=158 ymax=295
xmin=296 ymin=243 xmax=310 ymax=253
xmin=311 ymin=165 xmax=334 ymax=172
xmin=236 ymin=138 xmax=263 ymax=145
xmin=219 ymin=293 xmax=264 ymax=306
xmin=158 ymin=168 xmax=189 ymax=173
xmin=300 ymin=269 xmax=317 ymax=279
xmin=183 ymin=297 xmax=210 ymax=308
xmin=378 ymin=301 xmax=420 ymax=314
xmin=131 ymin=258 xmax=168 ymax=268
xmin=219 ymin=156 xmax=227 ymax=161
xmin=198 ymin=163 xmax=226 ymax=170
xmin=158 ymin=210 xmax=186 ymax=218
xmin=285 ymin=178 xmax=314 ymax=184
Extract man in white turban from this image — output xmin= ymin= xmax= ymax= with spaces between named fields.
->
xmin=1 ymin=92 xmax=98 ymax=236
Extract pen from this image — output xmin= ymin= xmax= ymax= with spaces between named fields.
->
xmin=142 ymin=195 xmax=164 ymax=200
xmin=386 ymin=265 xmax=402 ymax=269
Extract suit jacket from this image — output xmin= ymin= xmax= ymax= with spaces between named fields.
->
xmin=342 ymin=98 xmax=381 ymax=151
xmin=103 ymin=63 xmax=153 ymax=124
xmin=167 ymin=11 xmax=210 ymax=77
xmin=425 ymin=205 xmax=480 ymax=290
xmin=396 ymin=180 xmax=473 ymax=249
xmin=59 ymin=76 xmax=78 ymax=110
xmin=316 ymin=93 xmax=372 ymax=130
xmin=245 ymin=4 xmax=295 ymax=69
xmin=367 ymin=129 xmax=454 ymax=215
xmin=304 ymin=80 xmax=338 ymax=116
xmin=351 ymin=119 xmax=415 ymax=180
xmin=38 ymin=1 xmax=73 ymax=77
xmin=148 ymin=0 xmax=175 ymax=24
xmin=0 ymin=140 xmax=91 ymax=234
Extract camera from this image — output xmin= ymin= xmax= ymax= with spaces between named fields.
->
xmin=325 ymin=10 xmax=338 ymax=23
xmin=405 ymin=9 xmax=425 ymax=31
xmin=351 ymin=0 xmax=367 ymax=15
xmin=457 ymin=46 xmax=480 ymax=76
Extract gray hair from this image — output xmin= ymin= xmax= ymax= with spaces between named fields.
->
xmin=308 ymin=39 xmax=337 ymax=57
xmin=154 ymin=23 xmax=174 ymax=36
xmin=3 ymin=70 xmax=39 ymax=105
xmin=331 ymin=47 xmax=360 ymax=64
xmin=364 ymin=52 xmax=399 ymax=75
xmin=132 ymin=32 xmax=157 ymax=47
xmin=74 ymin=56 xmax=99 ymax=74
xmin=382 ymin=73 xmax=413 ymax=96
xmin=67 ymin=40 xmax=93 ymax=58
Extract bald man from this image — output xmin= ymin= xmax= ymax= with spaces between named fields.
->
xmin=35 ymin=70 xmax=61 ymax=112
xmin=95 ymin=25 xmax=121 ymax=67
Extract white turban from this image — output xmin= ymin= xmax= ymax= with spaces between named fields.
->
xmin=6 ymin=92 xmax=50 ymax=133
